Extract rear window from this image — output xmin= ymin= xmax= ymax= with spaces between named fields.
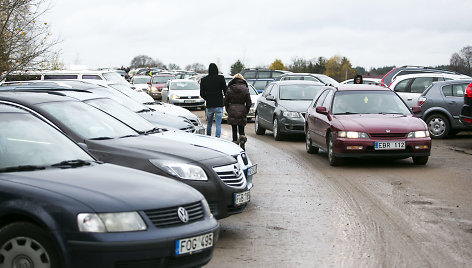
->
xmin=442 ymin=84 xmax=467 ymax=97
xmin=82 ymin=75 xmax=102 ymax=80
xmin=243 ymin=71 xmax=256 ymax=79
xmin=257 ymin=71 xmax=271 ymax=79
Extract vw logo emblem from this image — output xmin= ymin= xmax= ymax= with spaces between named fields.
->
xmin=386 ymin=129 xmax=391 ymax=133
xmin=233 ymin=164 xmax=240 ymax=177
xmin=177 ymin=207 xmax=189 ymax=223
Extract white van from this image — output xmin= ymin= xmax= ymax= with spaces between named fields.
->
xmin=389 ymin=72 xmax=471 ymax=107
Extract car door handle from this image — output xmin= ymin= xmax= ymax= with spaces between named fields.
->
xmin=407 ymin=98 xmax=413 ymax=101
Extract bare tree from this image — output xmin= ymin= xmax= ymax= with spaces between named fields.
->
xmin=450 ymin=46 xmax=472 ymax=76
xmin=185 ymin=63 xmax=205 ymax=73
xmin=0 ymin=0 xmax=59 ymax=78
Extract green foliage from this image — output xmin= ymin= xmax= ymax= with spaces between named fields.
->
xmin=325 ymin=55 xmax=355 ymax=82
xmin=230 ymin=59 xmax=245 ymax=75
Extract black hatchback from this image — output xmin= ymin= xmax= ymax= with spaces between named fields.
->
xmin=0 ymin=101 xmax=218 ymax=268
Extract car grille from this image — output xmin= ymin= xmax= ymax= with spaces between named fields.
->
xmin=213 ymin=164 xmax=247 ymax=189
xmin=143 ymin=201 xmax=204 ymax=228
xmin=370 ymin=133 xmax=407 ymax=138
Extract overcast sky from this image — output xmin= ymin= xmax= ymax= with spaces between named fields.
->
xmin=43 ymin=0 xmax=472 ymax=74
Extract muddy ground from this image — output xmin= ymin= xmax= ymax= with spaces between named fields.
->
xmin=193 ymin=111 xmax=472 ymax=268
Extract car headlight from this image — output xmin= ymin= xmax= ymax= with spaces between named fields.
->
xmin=150 ymin=160 xmax=208 ymax=181
xmin=151 ymin=87 xmax=158 ymax=92
xmin=282 ymin=111 xmax=300 ymax=118
xmin=172 ymin=95 xmax=180 ymax=99
xmin=338 ymin=131 xmax=369 ymax=138
xmin=77 ymin=212 xmax=146 ymax=232
xmin=408 ymin=130 xmax=429 ymax=138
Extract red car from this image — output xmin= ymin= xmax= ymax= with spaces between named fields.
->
xmin=304 ymin=84 xmax=431 ymax=166
xmin=147 ymin=74 xmax=175 ymax=99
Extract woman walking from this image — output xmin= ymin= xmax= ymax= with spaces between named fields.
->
xmin=224 ymin=73 xmax=252 ymax=150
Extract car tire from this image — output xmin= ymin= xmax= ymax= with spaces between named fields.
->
xmin=273 ymin=117 xmax=283 ymax=141
xmin=327 ymin=132 xmax=342 ymax=166
xmin=412 ymin=156 xmax=429 ymax=165
xmin=0 ymin=222 xmax=61 ymax=268
xmin=305 ymin=131 xmax=319 ymax=154
xmin=426 ymin=114 xmax=450 ymax=139
xmin=255 ymin=114 xmax=265 ymax=135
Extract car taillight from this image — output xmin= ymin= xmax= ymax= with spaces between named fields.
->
xmin=417 ymin=97 xmax=426 ymax=106
xmin=466 ymin=82 xmax=472 ymax=98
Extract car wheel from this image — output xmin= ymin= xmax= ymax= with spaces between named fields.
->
xmin=255 ymin=114 xmax=265 ymax=135
xmin=273 ymin=117 xmax=283 ymax=141
xmin=0 ymin=222 xmax=61 ymax=268
xmin=305 ymin=132 xmax=319 ymax=154
xmin=426 ymin=114 xmax=450 ymax=139
xmin=327 ymin=132 xmax=342 ymax=166
xmin=412 ymin=156 xmax=429 ymax=165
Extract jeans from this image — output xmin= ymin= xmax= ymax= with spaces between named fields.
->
xmin=206 ymin=107 xmax=223 ymax=138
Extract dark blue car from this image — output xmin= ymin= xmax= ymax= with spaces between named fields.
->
xmin=0 ymin=101 xmax=218 ymax=267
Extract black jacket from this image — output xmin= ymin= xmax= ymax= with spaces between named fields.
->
xmin=200 ymin=64 xmax=227 ymax=108
xmin=224 ymin=78 xmax=251 ymax=126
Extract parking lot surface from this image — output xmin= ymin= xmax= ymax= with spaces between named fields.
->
xmin=192 ymin=110 xmax=472 ymax=267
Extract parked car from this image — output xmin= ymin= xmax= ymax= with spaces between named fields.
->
xmin=275 ymin=73 xmax=340 ymax=86
xmin=460 ymin=82 xmax=472 ymax=126
xmin=304 ymin=84 xmax=431 ymax=166
xmin=255 ymin=80 xmax=325 ymax=140
xmin=380 ymin=65 xmax=464 ymax=87
xmin=388 ymin=72 xmax=471 ymax=108
xmin=130 ymin=74 xmax=151 ymax=92
xmin=0 ymin=80 xmax=199 ymax=133
xmin=0 ymin=91 xmax=253 ymax=219
xmin=239 ymin=68 xmax=290 ymax=80
xmin=247 ymin=79 xmax=273 ymax=94
xmin=162 ymin=79 xmax=205 ymax=109
xmin=148 ymin=74 xmax=175 ymax=100
xmin=0 ymin=101 xmax=218 ymax=267
xmin=41 ymin=69 xmax=132 ymax=87
xmin=340 ymin=77 xmax=382 ymax=85
xmin=223 ymin=84 xmax=260 ymax=122
xmin=415 ymin=79 xmax=472 ymax=138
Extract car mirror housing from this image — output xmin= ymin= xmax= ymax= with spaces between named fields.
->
xmin=315 ymin=106 xmax=328 ymax=115
xmin=266 ymin=95 xmax=275 ymax=101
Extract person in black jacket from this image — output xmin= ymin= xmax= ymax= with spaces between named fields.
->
xmin=200 ymin=63 xmax=227 ymax=137
xmin=354 ymin=74 xmax=363 ymax=84
xmin=224 ymin=73 xmax=252 ymax=150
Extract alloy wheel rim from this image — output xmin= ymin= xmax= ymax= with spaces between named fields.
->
xmin=0 ymin=237 xmax=51 ymax=268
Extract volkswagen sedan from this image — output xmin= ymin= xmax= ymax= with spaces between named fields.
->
xmin=305 ymin=84 xmax=431 ymax=166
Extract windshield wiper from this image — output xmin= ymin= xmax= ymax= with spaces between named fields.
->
xmin=50 ymin=159 xmax=92 ymax=168
xmin=0 ymin=165 xmax=46 ymax=173
xmin=89 ymin=136 xmax=114 ymax=140
xmin=136 ymin=109 xmax=151 ymax=113
xmin=334 ymin=112 xmax=358 ymax=115
xmin=119 ymin=134 xmax=140 ymax=138
xmin=144 ymin=128 xmax=164 ymax=134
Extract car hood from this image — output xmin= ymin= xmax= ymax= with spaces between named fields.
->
xmin=139 ymin=111 xmax=193 ymax=130
xmin=334 ymin=114 xmax=427 ymax=132
xmin=154 ymin=131 xmax=244 ymax=156
xmin=2 ymin=163 xmax=202 ymax=212
xmin=278 ymin=100 xmax=312 ymax=112
xmin=86 ymin=135 xmax=236 ymax=167
xmin=147 ymin=103 xmax=199 ymax=120
xmin=170 ymin=90 xmax=201 ymax=97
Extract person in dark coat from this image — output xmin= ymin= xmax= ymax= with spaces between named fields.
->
xmin=224 ymin=73 xmax=252 ymax=150
xmin=200 ymin=63 xmax=227 ymax=137
xmin=354 ymin=74 xmax=363 ymax=84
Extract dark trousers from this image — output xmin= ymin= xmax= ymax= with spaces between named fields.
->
xmin=231 ymin=125 xmax=245 ymax=141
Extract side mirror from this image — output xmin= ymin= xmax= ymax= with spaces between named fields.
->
xmin=315 ymin=106 xmax=328 ymax=115
xmin=266 ymin=95 xmax=275 ymax=101
xmin=147 ymin=82 xmax=151 ymax=85
xmin=411 ymin=106 xmax=421 ymax=114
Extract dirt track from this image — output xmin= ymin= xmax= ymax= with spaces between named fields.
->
xmin=195 ymin=111 xmax=472 ymax=268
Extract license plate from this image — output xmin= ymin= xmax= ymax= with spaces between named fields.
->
xmin=234 ymin=191 xmax=250 ymax=206
xmin=184 ymin=99 xmax=196 ymax=103
xmin=374 ymin=141 xmax=405 ymax=150
xmin=175 ymin=233 xmax=213 ymax=256
xmin=247 ymin=164 xmax=257 ymax=176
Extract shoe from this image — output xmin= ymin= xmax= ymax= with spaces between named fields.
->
xmin=233 ymin=140 xmax=239 ymax=145
xmin=239 ymin=135 xmax=246 ymax=150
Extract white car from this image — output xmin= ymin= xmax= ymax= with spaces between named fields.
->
xmin=340 ymin=78 xmax=382 ymax=85
xmin=130 ymin=75 xmax=151 ymax=93
xmin=388 ymin=72 xmax=471 ymax=107
xmin=162 ymin=79 xmax=205 ymax=109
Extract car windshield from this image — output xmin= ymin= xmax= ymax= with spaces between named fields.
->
xmin=0 ymin=110 xmax=93 ymax=169
xmin=279 ymin=84 xmax=323 ymax=100
xmin=84 ymin=98 xmax=155 ymax=133
xmin=132 ymin=77 xmax=151 ymax=84
xmin=102 ymin=72 xmax=130 ymax=86
xmin=248 ymin=85 xmax=258 ymax=95
xmin=332 ymin=90 xmax=411 ymax=115
xmin=152 ymin=76 xmax=174 ymax=84
xmin=170 ymin=81 xmax=199 ymax=90
xmin=316 ymin=75 xmax=339 ymax=86
xmin=37 ymin=101 xmax=138 ymax=140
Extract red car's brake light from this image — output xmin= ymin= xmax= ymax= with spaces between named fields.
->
xmin=466 ymin=82 xmax=472 ymax=98
xmin=417 ymin=97 xmax=426 ymax=106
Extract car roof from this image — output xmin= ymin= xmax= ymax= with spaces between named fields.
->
xmin=335 ymin=84 xmax=392 ymax=92
xmin=0 ymin=91 xmax=79 ymax=106
xmin=392 ymin=72 xmax=471 ymax=82
xmin=271 ymin=80 xmax=325 ymax=86
xmin=0 ymin=101 xmax=29 ymax=113
xmin=1 ymin=80 xmax=105 ymax=91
